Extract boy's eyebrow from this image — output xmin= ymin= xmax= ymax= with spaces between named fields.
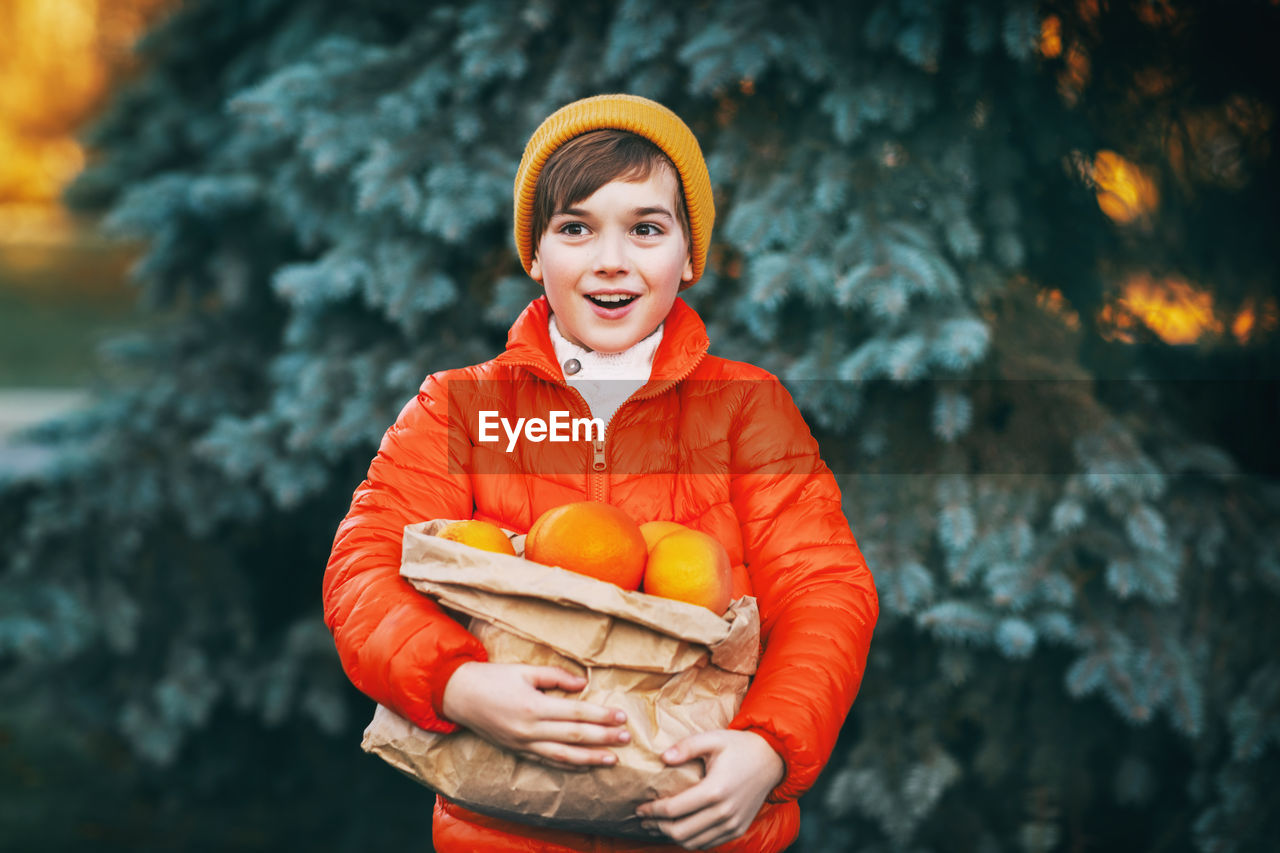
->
xmin=630 ymin=206 xmax=675 ymax=219
xmin=552 ymin=206 xmax=675 ymax=219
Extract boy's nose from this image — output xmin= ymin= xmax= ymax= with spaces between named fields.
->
xmin=592 ymin=231 xmax=630 ymax=277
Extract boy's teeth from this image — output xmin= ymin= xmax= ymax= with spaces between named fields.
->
xmin=589 ymin=294 xmax=637 ymax=305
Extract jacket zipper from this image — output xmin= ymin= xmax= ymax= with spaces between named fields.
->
xmin=496 ymin=359 xmax=605 ymax=499
xmin=501 ymin=349 xmax=709 ymax=504
xmin=585 ymin=349 xmax=709 ymax=501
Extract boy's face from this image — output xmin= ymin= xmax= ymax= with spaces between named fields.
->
xmin=530 ymin=167 xmax=693 ymax=354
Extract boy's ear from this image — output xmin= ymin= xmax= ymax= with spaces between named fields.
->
xmin=529 ymin=254 xmax=544 ymax=282
xmin=681 ymin=254 xmax=693 ymax=282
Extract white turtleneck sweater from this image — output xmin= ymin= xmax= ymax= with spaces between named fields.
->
xmin=548 ymin=315 xmax=663 ymax=437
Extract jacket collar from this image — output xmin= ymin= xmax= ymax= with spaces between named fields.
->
xmin=495 ymin=295 xmax=709 ymax=386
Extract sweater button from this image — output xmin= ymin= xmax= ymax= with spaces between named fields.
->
xmin=563 ymin=358 xmax=581 ymax=376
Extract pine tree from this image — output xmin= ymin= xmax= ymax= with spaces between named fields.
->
xmin=2 ymin=0 xmax=1277 ymax=850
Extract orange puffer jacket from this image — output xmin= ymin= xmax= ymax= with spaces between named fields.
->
xmin=323 ymin=296 xmax=878 ymax=852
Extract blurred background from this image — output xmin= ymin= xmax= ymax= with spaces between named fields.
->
xmin=0 ymin=0 xmax=168 ymax=448
xmin=1 ymin=1 xmax=1277 ymax=850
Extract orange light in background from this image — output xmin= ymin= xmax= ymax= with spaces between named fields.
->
xmin=1058 ymin=43 xmax=1091 ymax=106
xmin=1040 ymin=13 xmax=1091 ymax=105
xmin=1232 ymin=296 xmax=1280 ymax=344
xmin=1136 ymin=0 xmax=1178 ymax=27
xmin=1099 ymin=274 xmax=1220 ymax=345
xmin=1040 ymin=15 xmax=1063 ymax=58
xmin=1097 ymin=298 xmax=1140 ymax=343
xmin=0 ymin=0 xmax=171 ymax=244
xmin=1233 ymin=304 xmax=1256 ymax=343
xmin=1092 ymin=150 xmax=1159 ymax=224
xmin=0 ymin=0 xmax=97 ymax=208
xmin=1037 ymin=287 xmax=1081 ymax=330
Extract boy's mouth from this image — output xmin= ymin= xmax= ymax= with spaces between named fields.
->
xmin=586 ymin=293 xmax=639 ymax=309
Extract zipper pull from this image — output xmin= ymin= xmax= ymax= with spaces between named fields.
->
xmin=592 ymin=439 xmax=606 ymax=472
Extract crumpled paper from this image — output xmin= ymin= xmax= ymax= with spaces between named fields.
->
xmin=360 ymin=519 xmax=760 ymax=838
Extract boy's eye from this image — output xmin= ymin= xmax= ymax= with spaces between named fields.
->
xmin=632 ymin=223 xmax=663 ymax=237
xmin=558 ymin=222 xmax=589 ymax=236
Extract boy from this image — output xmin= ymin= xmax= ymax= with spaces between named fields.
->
xmin=323 ymin=94 xmax=878 ymax=852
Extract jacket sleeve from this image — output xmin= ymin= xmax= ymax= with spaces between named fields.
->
xmin=726 ymin=376 xmax=879 ymax=802
xmin=322 ymin=372 xmax=487 ymax=733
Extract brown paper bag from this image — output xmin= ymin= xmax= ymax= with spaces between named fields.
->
xmin=361 ymin=519 xmax=760 ymax=839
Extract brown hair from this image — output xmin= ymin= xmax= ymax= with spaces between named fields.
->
xmin=530 ymin=129 xmax=692 ymax=256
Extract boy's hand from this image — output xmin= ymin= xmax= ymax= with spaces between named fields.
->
xmin=440 ymin=662 xmax=630 ymax=771
xmin=635 ymin=730 xmax=784 ymax=850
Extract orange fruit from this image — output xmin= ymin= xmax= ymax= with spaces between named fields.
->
xmin=525 ymin=501 xmax=648 ymax=590
xmin=643 ymin=529 xmax=733 ymax=615
xmin=525 ymin=509 xmax=548 ymax=547
xmin=639 ymin=520 xmax=688 ymax=551
xmin=436 ymin=520 xmax=516 ymax=556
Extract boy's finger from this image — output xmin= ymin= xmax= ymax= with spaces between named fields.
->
xmin=526 ymin=666 xmax=587 ymax=692
xmin=644 ymin=807 xmax=725 ymax=847
xmin=637 ymin=778 xmax=720 ymax=820
xmin=527 ymin=740 xmax=618 ymax=768
xmin=524 ymin=751 xmax=589 ymax=772
xmin=540 ymin=695 xmax=628 ymax=726
xmin=661 ymin=730 xmax=723 ymax=765
xmin=523 ymin=753 xmax=585 ymax=772
xmin=532 ymin=720 xmax=631 ymax=747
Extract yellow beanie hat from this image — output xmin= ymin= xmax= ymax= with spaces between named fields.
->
xmin=513 ymin=94 xmax=715 ymax=285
